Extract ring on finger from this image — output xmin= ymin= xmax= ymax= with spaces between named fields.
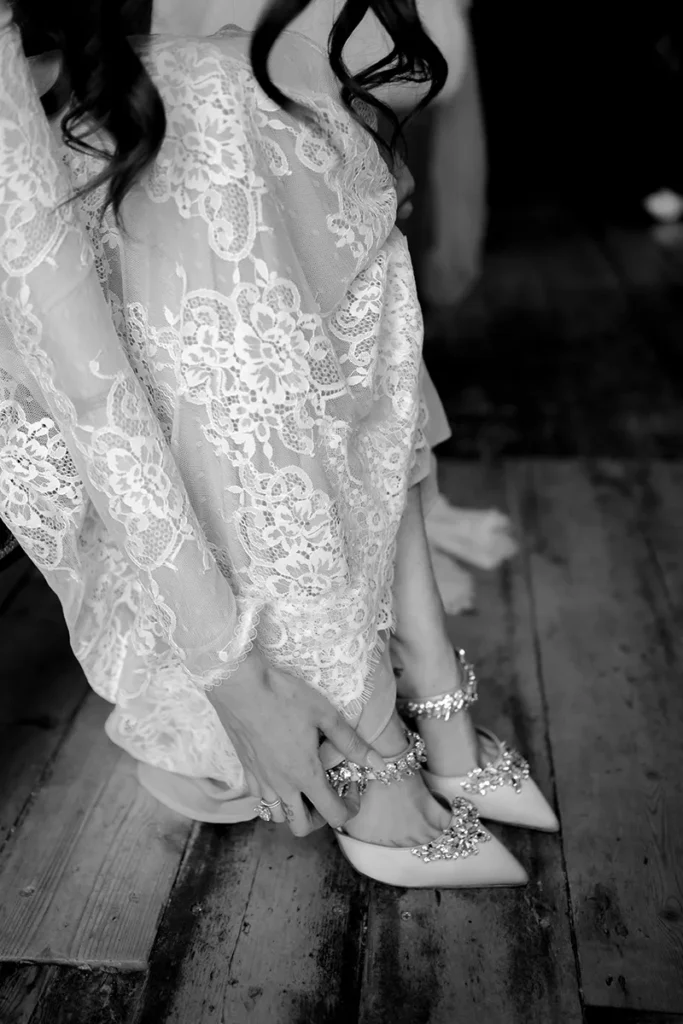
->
xmin=255 ymin=800 xmax=273 ymax=821
xmin=255 ymin=796 xmax=284 ymax=822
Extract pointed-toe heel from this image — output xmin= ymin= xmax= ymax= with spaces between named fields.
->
xmin=423 ymin=728 xmax=560 ymax=833
xmin=396 ymin=649 xmax=560 ymax=833
xmin=335 ymin=796 xmax=528 ymax=888
xmin=326 ymin=731 xmax=527 ymax=889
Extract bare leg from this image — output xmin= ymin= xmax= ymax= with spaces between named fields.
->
xmin=389 ymin=481 xmax=480 ymax=776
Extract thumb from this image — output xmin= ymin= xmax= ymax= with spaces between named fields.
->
xmin=324 ymin=717 xmax=386 ymax=774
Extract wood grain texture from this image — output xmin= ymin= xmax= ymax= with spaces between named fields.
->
xmin=585 ymin=1010 xmax=683 ymax=1024
xmin=641 ymin=463 xmax=683 ymax=624
xmin=517 ymin=459 xmax=683 ymax=1012
xmin=0 ymin=693 xmax=192 ymax=967
xmin=0 ymin=964 xmax=54 ymax=1024
xmin=138 ymin=819 xmax=366 ymax=1024
xmin=24 ymin=968 xmax=143 ymax=1024
xmin=356 ymin=460 xmax=583 ymax=1024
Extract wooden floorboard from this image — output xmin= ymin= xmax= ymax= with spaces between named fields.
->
xmin=0 ymin=692 xmax=193 ymax=967
xmin=130 ymin=459 xmax=586 ymax=1024
xmin=4 ymin=965 xmax=144 ymax=1024
xmin=516 ymin=459 xmax=683 ymax=1013
xmin=585 ymin=1010 xmax=683 ymax=1024
xmin=3 ymin=456 xmax=681 ymax=1019
xmin=0 ymin=963 xmax=55 ymax=1024
xmin=135 ymin=816 xmax=367 ymax=1024
xmin=639 ymin=463 xmax=683 ymax=631
xmin=356 ymin=460 xmax=583 ymax=1024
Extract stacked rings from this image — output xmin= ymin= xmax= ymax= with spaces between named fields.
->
xmin=255 ymin=797 xmax=282 ymax=822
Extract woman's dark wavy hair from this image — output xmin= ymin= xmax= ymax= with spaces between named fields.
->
xmin=251 ymin=0 xmax=448 ymax=164
xmin=10 ymin=0 xmax=447 ymax=223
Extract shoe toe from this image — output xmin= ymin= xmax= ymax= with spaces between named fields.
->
xmin=463 ymin=831 xmax=528 ymax=888
xmin=424 ymin=769 xmax=560 ymax=833
xmin=474 ymin=778 xmax=560 ymax=832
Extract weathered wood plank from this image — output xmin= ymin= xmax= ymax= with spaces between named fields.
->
xmin=24 ymin=967 xmax=143 ymax=1024
xmin=641 ymin=463 xmax=683 ymax=624
xmin=357 ymin=460 xmax=582 ymax=1024
xmin=585 ymin=1010 xmax=683 ymax=1024
xmin=519 ymin=459 xmax=683 ymax=1012
xmin=137 ymin=820 xmax=366 ymax=1024
xmin=0 ymin=963 xmax=54 ymax=1024
xmin=0 ymin=563 xmax=89 ymax=848
xmin=0 ymin=694 xmax=192 ymax=967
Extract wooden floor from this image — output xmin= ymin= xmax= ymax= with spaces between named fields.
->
xmin=2 ymin=217 xmax=683 ymax=1023
xmin=2 ymin=459 xmax=683 ymax=1024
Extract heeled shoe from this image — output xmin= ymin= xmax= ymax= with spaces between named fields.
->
xmin=325 ymin=730 xmax=528 ymax=889
xmin=396 ymin=649 xmax=560 ymax=834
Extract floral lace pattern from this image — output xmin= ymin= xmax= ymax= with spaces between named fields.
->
xmin=0 ymin=26 xmax=429 ymax=784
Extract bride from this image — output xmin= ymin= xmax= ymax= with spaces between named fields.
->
xmin=154 ymin=0 xmax=516 ymax=615
xmin=0 ymin=0 xmax=556 ymax=888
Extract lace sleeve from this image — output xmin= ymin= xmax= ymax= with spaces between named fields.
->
xmin=109 ymin=36 xmax=422 ymax=711
xmin=0 ymin=20 xmax=257 ymax=687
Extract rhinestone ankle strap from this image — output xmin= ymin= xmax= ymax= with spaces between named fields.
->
xmin=395 ymin=649 xmax=478 ymax=721
xmin=325 ymin=729 xmax=427 ymax=798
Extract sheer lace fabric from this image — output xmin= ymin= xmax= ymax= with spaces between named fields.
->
xmin=0 ymin=24 xmax=429 ymax=786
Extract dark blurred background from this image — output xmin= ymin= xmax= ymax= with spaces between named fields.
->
xmin=411 ymin=0 xmax=683 ymax=462
xmin=472 ymin=0 xmax=682 ymax=216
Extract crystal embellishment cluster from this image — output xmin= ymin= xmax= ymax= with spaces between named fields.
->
xmin=410 ymin=797 xmax=490 ymax=862
xmin=460 ymin=743 xmax=530 ymax=796
xmin=325 ymin=731 xmax=427 ymax=798
xmin=396 ymin=649 xmax=479 ymax=721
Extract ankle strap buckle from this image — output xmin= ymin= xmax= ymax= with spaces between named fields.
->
xmin=325 ymin=730 xmax=427 ymax=798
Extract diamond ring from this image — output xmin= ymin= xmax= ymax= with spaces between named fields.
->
xmin=255 ymin=797 xmax=282 ymax=821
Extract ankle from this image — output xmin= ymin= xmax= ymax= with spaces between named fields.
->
xmin=391 ymin=643 xmax=462 ymax=700
xmin=371 ymin=709 xmax=413 ymax=757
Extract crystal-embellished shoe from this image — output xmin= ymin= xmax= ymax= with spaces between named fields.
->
xmin=396 ymin=650 xmax=560 ymax=833
xmin=325 ymin=730 xmax=528 ymax=888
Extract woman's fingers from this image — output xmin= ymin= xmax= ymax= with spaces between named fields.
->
xmin=258 ymin=781 xmax=288 ymax=824
xmin=302 ymin=763 xmax=362 ymax=831
xmin=277 ymin=791 xmax=319 ymax=837
xmin=244 ymin=768 xmax=261 ymax=800
xmin=341 ymin=785 xmax=361 ymax=820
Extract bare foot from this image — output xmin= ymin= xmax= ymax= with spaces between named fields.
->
xmin=342 ymin=770 xmax=453 ymax=848
xmin=337 ymin=709 xmax=452 ymax=848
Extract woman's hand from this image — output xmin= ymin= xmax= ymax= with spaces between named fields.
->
xmin=206 ymin=646 xmax=386 ymax=836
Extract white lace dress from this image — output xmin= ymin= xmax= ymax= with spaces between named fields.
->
xmin=0 ymin=20 xmax=432 ymax=789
